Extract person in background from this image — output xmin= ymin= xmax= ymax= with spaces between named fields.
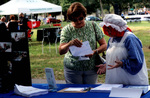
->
xmin=0 ymin=16 xmax=10 ymax=41
xmin=143 ymin=6 xmax=147 ymax=14
xmin=97 ymin=14 xmax=149 ymax=85
xmin=0 ymin=16 xmax=7 ymax=33
xmin=19 ymin=13 xmax=29 ymax=31
xmin=0 ymin=16 xmax=6 ymax=24
xmin=6 ymin=15 xmax=18 ymax=31
xmin=121 ymin=13 xmax=124 ymax=19
xmin=59 ymin=2 xmax=107 ymax=84
xmin=19 ymin=13 xmax=30 ymax=39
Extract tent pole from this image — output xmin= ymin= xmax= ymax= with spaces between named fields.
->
xmin=18 ymin=13 xmax=20 ymax=30
xmin=61 ymin=11 xmax=63 ymax=27
xmin=31 ymin=13 xmax=33 ymax=29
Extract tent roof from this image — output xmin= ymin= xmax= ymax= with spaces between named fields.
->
xmin=0 ymin=0 xmax=62 ymax=15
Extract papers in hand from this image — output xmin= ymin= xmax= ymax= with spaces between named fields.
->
xmin=90 ymin=84 xmax=123 ymax=93
xmin=14 ymin=84 xmax=48 ymax=97
xmin=69 ymin=41 xmax=93 ymax=60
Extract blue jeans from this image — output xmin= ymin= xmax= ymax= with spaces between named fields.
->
xmin=64 ymin=66 xmax=97 ymax=84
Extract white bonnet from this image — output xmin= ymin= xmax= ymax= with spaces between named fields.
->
xmin=99 ymin=14 xmax=128 ymax=32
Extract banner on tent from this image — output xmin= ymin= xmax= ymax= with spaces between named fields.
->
xmin=18 ymin=8 xmax=61 ymax=14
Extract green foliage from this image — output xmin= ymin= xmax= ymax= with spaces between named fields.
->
xmin=46 ymin=0 xmax=102 ymax=20
xmin=43 ymin=0 xmax=150 ymax=20
xmin=133 ymin=0 xmax=150 ymax=8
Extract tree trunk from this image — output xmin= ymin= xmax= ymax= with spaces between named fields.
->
xmin=63 ymin=12 xmax=67 ymax=21
xmin=99 ymin=0 xmax=104 ymax=18
xmin=112 ymin=3 xmax=122 ymax=15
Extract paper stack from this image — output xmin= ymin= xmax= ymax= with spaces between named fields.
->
xmin=90 ymin=84 xmax=123 ymax=93
xmin=124 ymin=85 xmax=150 ymax=94
xmin=14 ymin=84 xmax=48 ymax=97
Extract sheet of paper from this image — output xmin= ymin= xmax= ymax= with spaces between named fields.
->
xmin=69 ymin=41 xmax=93 ymax=56
xmin=78 ymin=56 xmax=90 ymax=60
xmin=125 ymin=85 xmax=150 ymax=94
xmin=90 ymin=84 xmax=123 ymax=93
xmin=109 ymin=88 xmax=142 ymax=98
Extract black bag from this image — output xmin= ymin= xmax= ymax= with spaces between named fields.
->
xmin=92 ymin=22 xmax=106 ymax=66
xmin=102 ymin=51 xmax=106 ymax=60
xmin=95 ymin=52 xmax=105 ymax=65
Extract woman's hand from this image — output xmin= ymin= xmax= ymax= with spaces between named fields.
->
xmin=108 ymin=61 xmax=123 ymax=70
xmin=69 ymin=38 xmax=82 ymax=47
xmin=96 ymin=64 xmax=106 ymax=75
xmin=59 ymin=39 xmax=82 ymax=55
xmin=59 ymin=38 xmax=82 ymax=55
xmin=84 ymin=50 xmax=97 ymax=58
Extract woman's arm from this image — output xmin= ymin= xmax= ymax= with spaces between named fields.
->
xmin=96 ymin=37 xmax=107 ymax=53
xmin=121 ymin=34 xmax=144 ymax=75
xmin=59 ymin=43 xmax=71 ymax=55
xmin=85 ymin=37 xmax=107 ymax=58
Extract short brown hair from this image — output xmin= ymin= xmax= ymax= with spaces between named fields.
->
xmin=10 ymin=15 xmax=15 ymax=20
xmin=67 ymin=2 xmax=87 ymax=21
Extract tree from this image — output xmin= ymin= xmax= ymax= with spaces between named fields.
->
xmin=133 ymin=0 xmax=150 ymax=8
xmin=45 ymin=0 xmax=102 ymax=21
xmin=99 ymin=0 xmax=104 ymax=18
xmin=101 ymin=0 xmax=133 ymax=15
xmin=44 ymin=0 xmax=150 ymax=21
xmin=59 ymin=0 xmax=71 ymax=21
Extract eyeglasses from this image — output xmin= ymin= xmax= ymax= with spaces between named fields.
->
xmin=72 ymin=17 xmax=84 ymax=22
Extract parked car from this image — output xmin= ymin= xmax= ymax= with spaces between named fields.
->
xmin=138 ymin=12 xmax=148 ymax=15
xmin=86 ymin=16 xmax=101 ymax=21
xmin=46 ymin=17 xmax=61 ymax=24
xmin=128 ymin=12 xmax=135 ymax=15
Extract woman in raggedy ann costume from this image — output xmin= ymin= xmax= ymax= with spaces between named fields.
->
xmin=98 ymin=14 xmax=149 ymax=85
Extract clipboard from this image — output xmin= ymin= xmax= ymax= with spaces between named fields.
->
xmin=57 ymin=87 xmax=90 ymax=93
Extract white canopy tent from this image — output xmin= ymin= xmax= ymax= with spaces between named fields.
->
xmin=0 ymin=0 xmax=62 ymax=15
xmin=0 ymin=0 xmax=63 ymax=30
xmin=0 ymin=0 xmax=62 ymax=54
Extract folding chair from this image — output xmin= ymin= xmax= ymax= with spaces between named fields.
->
xmin=29 ymin=31 xmax=33 ymax=41
xmin=42 ymin=28 xmax=51 ymax=54
xmin=55 ymin=28 xmax=61 ymax=54
xmin=28 ymin=31 xmax=33 ymax=46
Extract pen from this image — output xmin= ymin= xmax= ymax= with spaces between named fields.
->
xmin=83 ymin=87 xmax=91 ymax=91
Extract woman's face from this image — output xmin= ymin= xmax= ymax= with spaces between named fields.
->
xmin=71 ymin=14 xmax=85 ymax=28
xmin=103 ymin=26 xmax=125 ymax=37
xmin=103 ymin=26 xmax=114 ymax=37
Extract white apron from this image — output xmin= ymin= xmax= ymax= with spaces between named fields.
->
xmin=105 ymin=32 xmax=149 ymax=85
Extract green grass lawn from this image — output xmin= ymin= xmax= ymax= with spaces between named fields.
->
xmin=29 ymin=21 xmax=150 ymax=83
